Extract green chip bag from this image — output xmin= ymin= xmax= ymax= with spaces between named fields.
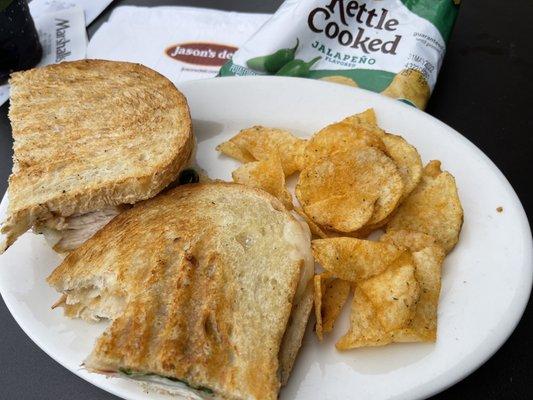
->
xmin=220 ymin=0 xmax=460 ymax=109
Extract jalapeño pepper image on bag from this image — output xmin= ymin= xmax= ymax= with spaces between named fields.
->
xmin=276 ymin=56 xmax=321 ymax=77
xmin=220 ymin=0 xmax=460 ymax=110
xmin=247 ymin=38 xmax=299 ymax=73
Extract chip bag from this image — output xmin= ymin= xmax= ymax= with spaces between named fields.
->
xmin=220 ymin=0 xmax=460 ymax=109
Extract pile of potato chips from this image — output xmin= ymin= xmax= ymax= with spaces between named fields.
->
xmin=217 ymin=109 xmax=463 ymax=350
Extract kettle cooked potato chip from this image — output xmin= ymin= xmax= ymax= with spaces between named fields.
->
xmin=217 ymin=126 xmax=306 ymax=176
xmin=342 ymin=110 xmax=423 ymax=201
xmin=232 ymin=153 xmax=293 ymax=210
xmin=304 ymin=193 xmax=377 ymax=233
xmin=380 ymin=230 xmax=445 ymax=342
xmin=341 ymin=108 xmax=378 ymax=126
xmin=304 ymin=121 xmax=386 ymax=166
xmin=380 ymin=229 xmax=442 ymax=253
xmin=386 ymin=160 xmax=463 ymax=253
xmin=295 ymin=207 xmax=330 ymax=239
xmin=381 ymin=133 xmax=423 ymax=199
xmin=314 ymin=272 xmax=351 ymax=340
xmin=322 ymin=278 xmax=351 ymax=335
xmin=336 ymin=252 xmax=420 ymax=349
xmin=216 ymin=141 xmax=255 ymax=163
xmin=297 ymin=146 xmax=404 ymax=231
xmin=314 ymin=272 xmax=330 ymax=341
xmin=312 ymin=237 xmax=405 ymax=282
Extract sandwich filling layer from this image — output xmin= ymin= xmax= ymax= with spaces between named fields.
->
xmin=34 ymin=206 xmax=128 ymax=253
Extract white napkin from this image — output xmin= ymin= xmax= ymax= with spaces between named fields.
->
xmin=87 ymin=6 xmax=270 ymax=84
xmin=29 ymin=0 xmax=113 ymax=26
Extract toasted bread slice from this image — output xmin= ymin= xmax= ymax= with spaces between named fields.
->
xmin=48 ymin=183 xmax=313 ymax=399
xmin=1 ymin=60 xmax=194 ymax=252
xmin=278 ymin=280 xmax=314 ymax=386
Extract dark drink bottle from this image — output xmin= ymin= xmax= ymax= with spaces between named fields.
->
xmin=0 ymin=0 xmax=42 ymax=83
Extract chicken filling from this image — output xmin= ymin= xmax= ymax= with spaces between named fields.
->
xmin=33 ymin=205 xmax=128 ymax=253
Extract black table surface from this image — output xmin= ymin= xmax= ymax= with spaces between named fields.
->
xmin=1 ymin=1 xmax=532 ymax=399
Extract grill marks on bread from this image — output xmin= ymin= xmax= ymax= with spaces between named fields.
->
xmin=48 ymin=183 xmax=312 ymax=399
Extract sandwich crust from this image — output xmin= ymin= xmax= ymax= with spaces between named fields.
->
xmin=278 ymin=280 xmax=314 ymax=386
xmin=48 ymin=183 xmax=313 ymax=399
xmin=1 ymin=59 xmax=193 ymax=252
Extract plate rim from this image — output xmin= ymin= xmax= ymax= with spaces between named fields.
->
xmin=0 ymin=75 xmax=532 ymax=400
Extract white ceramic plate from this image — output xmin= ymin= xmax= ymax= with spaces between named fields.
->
xmin=0 ymin=77 xmax=531 ymax=400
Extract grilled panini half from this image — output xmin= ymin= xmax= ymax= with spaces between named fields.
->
xmin=48 ymin=183 xmax=314 ymax=399
xmin=1 ymin=59 xmax=194 ymax=253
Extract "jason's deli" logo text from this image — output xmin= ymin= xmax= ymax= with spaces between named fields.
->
xmin=166 ymin=42 xmax=237 ymax=67
xmin=308 ymin=0 xmax=401 ymax=55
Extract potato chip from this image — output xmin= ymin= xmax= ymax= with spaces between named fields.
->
xmin=380 ymin=229 xmax=441 ymax=253
xmin=351 ymin=214 xmax=397 ymax=237
xmin=386 ymin=160 xmax=463 ymax=253
xmin=314 ymin=273 xmax=351 ymax=341
xmin=304 ymin=194 xmax=377 ymax=233
xmin=382 ymin=134 xmax=423 ymax=199
xmin=322 ymin=278 xmax=351 ymax=334
xmin=304 ymin=120 xmax=386 ymax=166
xmin=295 ymin=208 xmax=374 ymax=239
xmin=381 ymin=69 xmax=431 ymax=110
xmin=360 ymin=256 xmax=420 ymax=331
xmin=240 ymin=127 xmax=307 ymax=175
xmin=341 ymin=111 xmax=422 ymax=200
xmin=295 ymin=208 xmax=369 ymax=239
xmin=319 ymin=75 xmax=358 ymax=87
xmin=312 ymin=237 xmax=405 ymax=282
xmin=341 ymin=108 xmax=378 ymax=126
xmin=341 ymin=111 xmax=421 ymax=200
xmin=216 ymin=141 xmax=255 ymax=163
xmin=295 ymin=207 xmax=330 ymax=238
xmin=336 ymin=252 xmax=421 ymax=349
xmin=336 ymin=285 xmax=388 ymax=348
xmin=380 ymin=230 xmax=445 ymax=342
xmin=296 ymin=146 xmax=404 ymax=231
xmin=398 ymin=247 xmax=443 ymax=341
xmin=349 ymin=225 xmax=376 ymax=239
xmin=232 ymin=153 xmax=293 ymax=210
xmin=314 ymin=272 xmax=332 ymax=341
xmin=219 ymin=126 xmax=306 ymax=176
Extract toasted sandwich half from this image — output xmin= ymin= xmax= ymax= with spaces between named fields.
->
xmin=0 ymin=59 xmax=194 ymax=253
xmin=47 ymin=182 xmax=314 ymax=399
